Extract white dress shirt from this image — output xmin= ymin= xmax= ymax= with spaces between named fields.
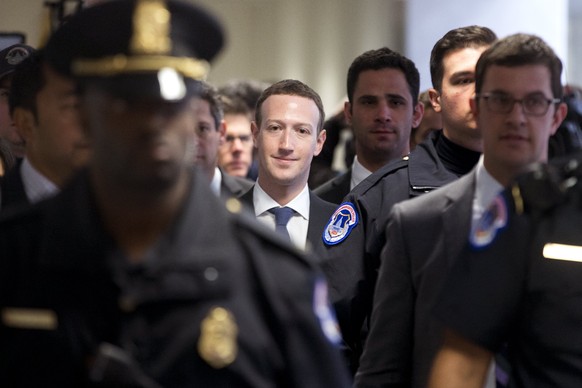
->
xmin=253 ymin=182 xmax=310 ymax=250
xmin=350 ymin=155 xmax=373 ymax=190
xmin=21 ymin=158 xmax=59 ymax=204
xmin=209 ymin=166 xmax=222 ymax=197
xmin=471 ymin=156 xmax=504 ymax=230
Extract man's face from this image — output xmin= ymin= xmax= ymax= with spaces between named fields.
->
xmin=21 ymin=64 xmax=89 ymax=186
xmin=0 ymin=76 xmax=25 ymax=158
xmin=82 ymin=86 xmax=198 ymax=191
xmin=253 ymin=94 xmax=325 ymax=194
xmin=218 ymin=113 xmax=253 ymax=177
xmin=431 ymin=46 xmax=488 ymax=150
xmin=346 ymin=68 xmax=422 ymax=169
xmin=475 ymin=64 xmax=566 ymax=177
xmin=193 ymin=98 xmax=224 ymax=180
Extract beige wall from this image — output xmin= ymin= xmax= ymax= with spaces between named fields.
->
xmin=1 ymin=0 xmax=581 ymax=113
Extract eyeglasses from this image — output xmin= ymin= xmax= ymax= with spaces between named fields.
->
xmin=224 ymin=134 xmax=252 ymax=144
xmin=477 ymin=92 xmax=561 ymax=116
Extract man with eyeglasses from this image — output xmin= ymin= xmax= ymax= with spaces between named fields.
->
xmin=423 ymin=33 xmax=568 ymax=387
xmin=217 ymin=95 xmax=256 ymax=179
xmin=356 ymin=33 xmax=566 ymax=388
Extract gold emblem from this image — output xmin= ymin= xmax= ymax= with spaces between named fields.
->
xmin=198 ymin=307 xmax=238 ymax=368
xmin=131 ymin=0 xmax=171 ymax=55
xmin=2 ymin=308 xmax=58 ymax=330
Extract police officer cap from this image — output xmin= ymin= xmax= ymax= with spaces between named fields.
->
xmin=44 ymin=0 xmax=224 ymax=101
xmin=0 ymin=44 xmax=35 ymax=81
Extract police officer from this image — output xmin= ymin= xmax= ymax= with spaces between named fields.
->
xmin=0 ymin=1 xmax=351 ymax=387
xmin=320 ymin=26 xmax=497 ymax=370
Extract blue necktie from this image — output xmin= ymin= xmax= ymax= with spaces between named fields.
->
xmin=269 ymin=206 xmax=294 ymax=241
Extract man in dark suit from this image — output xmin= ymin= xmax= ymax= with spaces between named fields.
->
xmin=314 ymin=47 xmax=424 ymax=204
xmin=193 ymin=81 xmax=253 ymax=199
xmin=0 ymin=49 xmax=90 ymax=211
xmin=240 ymin=79 xmax=336 ymax=254
xmin=357 ymin=33 xmax=567 ymax=388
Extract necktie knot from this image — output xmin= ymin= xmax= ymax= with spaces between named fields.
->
xmin=269 ymin=206 xmax=294 ymax=240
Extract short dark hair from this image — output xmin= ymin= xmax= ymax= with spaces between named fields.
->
xmin=430 ymin=26 xmax=497 ymax=92
xmin=9 ymin=50 xmax=45 ymax=119
xmin=475 ymin=33 xmax=564 ymax=100
xmin=346 ymin=47 xmax=420 ymax=105
xmin=255 ymin=79 xmax=325 ymax=132
xmin=219 ymin=94 xmax=252 ymax=118
xmin=197 ymin=81 xmax=223 ymax=129
xmin=219 ymin=79 xmax=269 ymax=114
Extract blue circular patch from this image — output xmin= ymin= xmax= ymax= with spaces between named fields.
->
xmin=322 ymin=202 xmax=358 ymax=246
xmin=470 ymin=194 xmax=508 ymax=248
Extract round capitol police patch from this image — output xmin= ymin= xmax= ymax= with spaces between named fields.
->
xmin=322 ymin=202 xmax=358 ymax=245
xmin=470 ymin=194 xmax=508 ymax=248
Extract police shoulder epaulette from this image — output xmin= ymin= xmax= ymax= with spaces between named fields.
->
xmin=513 ymin=157 xmax=581 ymax=214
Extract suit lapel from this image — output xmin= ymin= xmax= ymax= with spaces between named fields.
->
xmin=441 ymin=171 xmax=477 ymax=267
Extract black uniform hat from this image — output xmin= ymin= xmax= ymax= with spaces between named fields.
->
xmin=44 ymin=0 xmax=225 ymax=101
xmin=0 ymin=44 xmax=35 ymax=81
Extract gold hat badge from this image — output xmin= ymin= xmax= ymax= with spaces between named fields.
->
xmin=198 ymin=307 xmax=238 ymax=368
xmin=72 ymin=0 xmax=209 ymax=80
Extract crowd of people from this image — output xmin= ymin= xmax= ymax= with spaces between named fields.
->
xmin=2 ymin=0 xmax=582 ymax=387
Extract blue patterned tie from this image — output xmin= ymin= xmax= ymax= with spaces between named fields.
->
xmin=269 ymin=206 xmax=294 ymax=241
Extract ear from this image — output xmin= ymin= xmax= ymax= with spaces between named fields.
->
xmin=12 ymin=107 xmax=36 ymax=142
xmin=428 ymin=88 xmax=442 ymax=113
xmin=411 ymin=102 xmax=425 ymax=128
xmin=469 ymin=95 xmax=479 ymax=118
xmin=314 ymin=129 xmax=327 ymax=157
xmin=218 ymin=119 xmax=226 ymax=145
xmin=251 ymin=121 xmax=259 ymax=149
xmin=343 ymin=101 xmax=353 ymax=125
xmin=550 ymin=102 xmax=568 ymax=136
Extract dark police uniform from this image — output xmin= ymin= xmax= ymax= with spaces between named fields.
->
xmin=0 ymin=169 xmax=351 ymax=387
xmin=0 ymin=1 xmax=351 ymax=387
xmin=320 ymin=130 xmax=460 ymax=369
xmin=435 ymin=154 xmax=582 ymax=387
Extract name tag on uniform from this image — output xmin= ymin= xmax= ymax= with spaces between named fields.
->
xmin=543 ymin=243 xmax=582 ymax=263
xmin=1 ymin=308 xmax=58 ymax=330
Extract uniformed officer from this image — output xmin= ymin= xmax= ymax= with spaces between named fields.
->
xmin=0 ymin=1 xmax=351 ymax=387
xmin=320 ymin=26 xmax=497 ymax=370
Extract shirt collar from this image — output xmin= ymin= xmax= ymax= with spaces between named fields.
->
xmin=253 ymin=182 xmax=310 ymax=220
xmin=350 ymin=155 xmax=373 ymax=190
xmin=210 ymin=166 xmax=222 ymax=196
xmin=474 ymin=155 xmax=503 ymax=213
xmin=21 ymin=157 xmax=59 ymax=203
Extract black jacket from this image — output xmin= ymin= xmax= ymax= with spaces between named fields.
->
xmin=320 ymin=131 xmax=460 ymax=370
xmin=0 ymin=169 xmax=351 ymax=388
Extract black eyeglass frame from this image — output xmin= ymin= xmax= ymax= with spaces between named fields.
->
xmin=476 ymin=92 xmax=562 ymax=116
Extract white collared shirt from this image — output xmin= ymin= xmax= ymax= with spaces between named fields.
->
xmin=350 ymin=155 xmax=373 ymax=190
xmin=210 ymin=166 xmax=222 ymax=197
xmin=471 ymin=155 xmax=504 ymax=230
xmin=21 ymin=158 xmax=59 ymax=204
xmin=253 ymin=182 xmax=310 ymax=250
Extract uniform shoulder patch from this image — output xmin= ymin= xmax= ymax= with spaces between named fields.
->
xmin=470 ymin=194 xmax=508 ymax=248
xmin=322 ymin=202 xmax=358 ymax=245
xmin=313 ymin=276 xmax=341 ymax=345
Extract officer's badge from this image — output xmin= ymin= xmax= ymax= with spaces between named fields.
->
xmin=470 ymin=195 xmax=508 ymax=248
xmin=313 ymin=277 xmax=342 ymax=345
xmin=4 ymin=46 xmax=30 ymax=66
xmin=198 ymin=307 xmax=238 ymax=369
xmin=323 ymin=202 xmax=358 ymax=245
